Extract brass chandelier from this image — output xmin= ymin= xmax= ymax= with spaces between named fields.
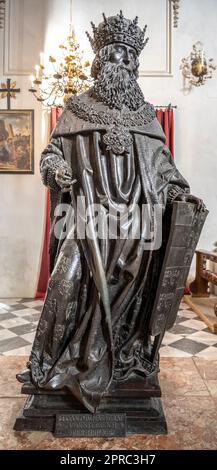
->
xmin=29 ymin=31 xmax=92 ymax=108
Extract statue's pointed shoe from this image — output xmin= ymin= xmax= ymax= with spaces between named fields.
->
xmin=16 ymin=368 xmax=31 ymax=383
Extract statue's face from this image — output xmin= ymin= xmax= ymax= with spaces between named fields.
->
xmin=108 ymin=43 xmax=138 ymax=73
xmin=92 ymin=41 xmax=144 ymax=110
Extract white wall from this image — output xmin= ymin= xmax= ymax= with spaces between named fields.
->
xmin=0 ymin=1 xmax=50 ymax=297
xmin=141 ymin=0 xmax=217 ymax=256
xmin=0 ymin=0 xmax=216 ymax=297
xmin=0 ymin=83 xmax=48 ymax=297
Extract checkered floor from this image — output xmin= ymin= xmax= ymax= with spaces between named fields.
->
xmin=0 ymin=298 xmax=217 ymax=358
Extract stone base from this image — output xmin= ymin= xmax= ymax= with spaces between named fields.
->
xmin=14 ymin=374 xmax=167 ymax=436
xmin=14 ymin=397 xmax=167 ymax=436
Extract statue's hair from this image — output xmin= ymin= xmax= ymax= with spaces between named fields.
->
xmin=91 ymin=44 xmax=139 ymax=79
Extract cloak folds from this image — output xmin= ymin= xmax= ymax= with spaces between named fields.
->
xmin=29 ymin=96 xmax=190 ymax=412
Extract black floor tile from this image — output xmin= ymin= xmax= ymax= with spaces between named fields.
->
xmin=19 ymin=298 xmax=36 ymax=303
xmin=170 ymin=324 xmax=198 ymax=335
xmin=33 ymin=306 xmax=43 ymax=312
xmin=19 ymin=313 xmax=40 ymax=323
xmin=169 ymin=338 xmax=207 ymax=355
xmin=9 ymin=304 xmax=29 ymax=311
xmin=0 ymin=313 xmax=17 ymax=322
xmin=9 ymin=323 xmax=36 ymax=336
xmin=0 ymin=337 xmax=30 ymax=353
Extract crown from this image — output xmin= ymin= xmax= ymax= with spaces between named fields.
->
xmin=86 ymin=10 xmax=149 ymax=56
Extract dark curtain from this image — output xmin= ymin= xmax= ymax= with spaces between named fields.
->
xmin=156 ymin=107 xmax=174 ymax=157
xmin=35 ymin=108 xmax=62 ymax=298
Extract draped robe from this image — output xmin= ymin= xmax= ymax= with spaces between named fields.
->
xmin=29 ymin=93 xmax=190 ymax=412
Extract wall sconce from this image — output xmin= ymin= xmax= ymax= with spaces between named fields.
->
xmin=180 ymin=41 xmax=216 ymax=87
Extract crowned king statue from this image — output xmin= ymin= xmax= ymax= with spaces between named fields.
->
xmin=15 ymin=11 xmax=207 ymax=436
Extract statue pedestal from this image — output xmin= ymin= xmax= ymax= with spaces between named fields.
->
xmin=14 ymin=374 xmax=167 ymax=436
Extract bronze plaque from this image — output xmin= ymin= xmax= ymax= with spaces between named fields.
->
xmin=55 ymin=413 xmax=126 ymax=437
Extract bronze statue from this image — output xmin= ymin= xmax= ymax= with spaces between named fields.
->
xmin=15 ymin=12 xmax=207 ymax=436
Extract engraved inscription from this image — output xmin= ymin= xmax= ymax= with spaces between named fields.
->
xmin=162 ymin=268 xmax=181 ymax=289
xmin=157 ymin=292 xmax=174 ymax=311
xmin=55 ymin=413 xmax=126 ymax=437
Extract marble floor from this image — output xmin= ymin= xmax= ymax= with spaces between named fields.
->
xmin=0 ymin=298 xmax=217 ymax=358
xmin=0 ymin=355 xmax=217 ymax=450
xmin=0 ymin=298 xmax=217 ymax=450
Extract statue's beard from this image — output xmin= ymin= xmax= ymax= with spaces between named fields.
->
xmin=92 ymin=63 xmax=145 ymax=111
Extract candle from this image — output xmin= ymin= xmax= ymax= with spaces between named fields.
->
xmin=35 ymin=65 xmax=40 ymax=79
xmin=201 ymin=50 xmax=204 ymax=67
xmin=40 ymin=52 xmax=44 ymax=67
xmin=29 ymin=75 xmax=35 ymax=87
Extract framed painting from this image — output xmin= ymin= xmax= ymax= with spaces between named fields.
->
xmin=0 ymin=109 xmax=34 ymax=174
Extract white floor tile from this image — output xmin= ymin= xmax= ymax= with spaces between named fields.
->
xmin=179 ymin=310 xmax=197 ymax=319
xmin=160 ymin=346 xmax=192 ymax=358
xmin=195 ymin=347 xmax=217 ymax=359
xmin=23 ymin=300 xmax=44 ymax=308
xmin=12 ymin=308 xmax=40 ymax=316
xmin=20 ymin=332 xmax=36 ymax=343
xmin=179 ymin=319 xmax=206 ymax=330
xmin=0 ymin=299 xmax=22 ymax=305
xmin=0 ymin=308 xmax=10 ymax=314
xmin=179 ymin=302 xmax=190 ymax=310
xmin=0 ymin=329 xmax=17 ymax=341
xmin=188 ymin=331 xmax=217 ymax=346
xmin=0 ymin=318 xmax=29 ymax=329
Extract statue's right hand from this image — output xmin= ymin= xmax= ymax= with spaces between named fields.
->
xmin=55 ymin=168 xmax=77 ymax=193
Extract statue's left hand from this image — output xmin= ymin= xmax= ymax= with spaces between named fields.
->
xmin=177 ymin=193 xmax=206 ymax=211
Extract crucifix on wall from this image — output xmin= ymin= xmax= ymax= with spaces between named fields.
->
xmin=0 ymin=78 xmax=21 ymax=109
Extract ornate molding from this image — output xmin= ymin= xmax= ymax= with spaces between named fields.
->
xmin=170 ymin=0 xmax=180 ymax=28
xmin=0 ymin=0 xmax=5 ymax=29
